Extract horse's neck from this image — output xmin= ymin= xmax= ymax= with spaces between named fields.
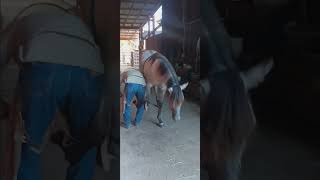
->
xmin=160 ymin=58 xmax=179 ymax=87
xmin=166 ymin=76 xmax=179 ymax=88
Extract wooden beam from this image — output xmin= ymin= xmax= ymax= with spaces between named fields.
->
xmin=121 ymin=0 xmax=159 ymax=3
xmin=147 ymin=16 xmax=150 ymax=37
xmin=120 ymin=8 xmax=155 ymax=11
xmin=120 ymin=26 xmax=141 ymax=30
xmin=152 ymin=15 xmax=155 ymax=36
xmin=125 ymin=0 xmax=135 ymax=24
xmin=120 ymin=37 xmax=139 ymax=40
xmin=120 ymin=16 xmax=148 ymax=20
xmin=137 ymin=2 xmax=161 ymax=29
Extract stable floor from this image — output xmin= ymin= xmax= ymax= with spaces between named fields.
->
xmin=241 ymin=126 xmax=320 ymax=180
xmin=120 ymin=97 xmax=201 ymax=180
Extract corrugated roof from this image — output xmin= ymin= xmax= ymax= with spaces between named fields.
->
xmin=120 ymin=0 xmax=161 ymax=39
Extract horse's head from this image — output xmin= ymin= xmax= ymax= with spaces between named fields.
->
xmin=167 ymin=82 xmax=188 ymax=121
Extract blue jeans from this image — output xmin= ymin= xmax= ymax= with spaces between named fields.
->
xmin=17 ymin=63 xmax=103 ymax=180
xmin=123 ymin=83 xmax=145 ymax=128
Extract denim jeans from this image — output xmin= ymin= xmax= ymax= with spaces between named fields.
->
xmin=123 ymin=83 xmax=145 ymax=128
xmin=17 ymin=62 xmax=103 ymax=180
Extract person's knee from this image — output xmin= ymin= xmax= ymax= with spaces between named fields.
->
xmin=124 ymin=101 xmax=131 ymax=109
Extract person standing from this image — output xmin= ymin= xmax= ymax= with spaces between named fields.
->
xmin=120 ymin=69 xmax=146 ymax=129
xmin=1 ymin=4 xmax=104 ymax=180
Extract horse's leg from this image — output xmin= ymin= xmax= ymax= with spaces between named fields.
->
xmin=156 ymin=86 xmax=166 ymax=127
xmin=144 ymin=83 xmax=152 ymax=110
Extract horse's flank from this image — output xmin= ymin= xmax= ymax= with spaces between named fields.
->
xmin=141 ymin=53 xmax=180 ymax=88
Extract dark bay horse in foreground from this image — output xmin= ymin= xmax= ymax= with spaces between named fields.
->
xmin=140 ymin=50 xmax=188 ymax=127
xmin=200 ymin=0 xmax=274 ymax=179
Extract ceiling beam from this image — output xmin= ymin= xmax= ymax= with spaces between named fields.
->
xmin=120 ymin=38 xmax=138 ymax=40
xmin=120 ymin=26 xmax=141 ymax=30
xmin=120 ymin=16 xmax=148 ymax=19
xmin=137 ymin=2 xmax=161 ymax=29
xmin=120 ymin=8 xmax=156 ymax=11
xmin=120 ymin=0 xmax=162 ymax=30
xmin=121 ymin=13 xmax=152 ymax=17
xmin=121 ymin=0 xmax=159 ymax=3
xmin=125 ymin=0 xmax=135 ymax=24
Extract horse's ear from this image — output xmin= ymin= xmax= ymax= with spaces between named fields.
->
xmin=168 ymin=87 xmax=173 ymax=94
xmin=180 ymin=82 xmax=189 ymax=91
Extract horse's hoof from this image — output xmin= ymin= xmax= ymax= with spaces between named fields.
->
xmin=158 ymin=122 xmax=164 ymax=127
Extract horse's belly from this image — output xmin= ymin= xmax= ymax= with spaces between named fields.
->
xmin=144 ymin=71 xmax=166 ymax=86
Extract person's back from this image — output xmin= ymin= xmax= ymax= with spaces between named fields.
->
xmin=122 ymin=69 xmax=146 ymax=129
xmin=13 ymin=4 xmax=104 ymax=73
xmin=2 ymin=4 xmax=105 ymax=180
xmin=125 ymin=69 xmax=146 ymax=86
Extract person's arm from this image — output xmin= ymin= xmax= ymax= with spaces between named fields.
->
xmin=6 ymin=19 xmax=24 ymax=66
xmin=0 ymin=25 xmax=16 ymax=65
xmin=120 ymin=72 xmax=128 ymax=84
xmin=120 ymin=72 xmax=128 ymax=98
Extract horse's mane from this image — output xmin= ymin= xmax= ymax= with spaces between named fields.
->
xmin=202 ymin=70 xmax=256 ymax=168
xmin=201 ymin=0 xmax=256 ymax=175
xmin=148 ymin=52 xmax=180 ymax=85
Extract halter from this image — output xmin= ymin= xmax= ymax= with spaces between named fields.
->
xmin=170 ymin=84 xmax=180 ymax=89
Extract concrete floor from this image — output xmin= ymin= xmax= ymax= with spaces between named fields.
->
xmin=120 ymin=96 xmax=200 ymax=180
xmin=41 ymin=142 xmax=110 ymax=180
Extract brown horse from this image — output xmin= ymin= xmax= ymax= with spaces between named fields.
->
xmin=200 ymin=0 xmax=274 ymax=179
xmin=140 ymin=50 xmax=188 ymax=127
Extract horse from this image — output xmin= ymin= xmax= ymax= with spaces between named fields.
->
xmin=200 ymin=0 xmax=273 ymax=179
xmin=140 ymin=50 xmax=188 ymax=127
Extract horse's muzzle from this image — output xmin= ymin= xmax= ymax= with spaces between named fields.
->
xmin=172 ymin=112 xmax=181 ymax=121
xmin=172 ymin=106 xmax=182 ymax=121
